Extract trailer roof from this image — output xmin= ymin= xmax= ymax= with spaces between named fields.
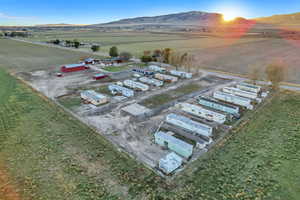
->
xmin=155 ymin=131 xmax=193 ymax=150
xmin=64 ymin=63 xmax=85 ymax=68
xmin=198 ymin=96 xmax=239 ymax=110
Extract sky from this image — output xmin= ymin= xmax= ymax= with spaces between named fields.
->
xmin=0 ymin=0 xmax=300 ymax=25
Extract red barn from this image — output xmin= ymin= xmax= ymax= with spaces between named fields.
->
xmin=61 ymin=63 xmax=89 ymax=73
xmin=93 ymin=73 xmax=109 ymax=80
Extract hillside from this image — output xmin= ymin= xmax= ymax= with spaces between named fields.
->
xmin=256 ymin=12 xmax=300 ymax=25
xmin=96 ymin=11 xmax=223 ymax=26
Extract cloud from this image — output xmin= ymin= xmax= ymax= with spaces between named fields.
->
xmin=0 ymin=12 xmax=36 ymax=20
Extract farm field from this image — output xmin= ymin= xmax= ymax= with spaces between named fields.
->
xmin=0 ymin=66 xmax=299 ymax=199
xmin=0 ymin=38 xmax=100 ymax=72
xmin=27 ymin=30 xmax=267 ymax=56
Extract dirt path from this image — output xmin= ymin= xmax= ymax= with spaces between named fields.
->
xmin=0 ymin=166 xmax=21 ymax=200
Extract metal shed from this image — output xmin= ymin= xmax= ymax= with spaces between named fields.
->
xmin=159 ymin=152 xmax=183 ymax=174
xmin=165 ymin=113 xmax=213 ymax=138
xmin=155 ymin=131 xmax=193 ymax=158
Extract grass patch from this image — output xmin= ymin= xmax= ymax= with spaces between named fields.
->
xmin=57 ymin=96 xmax=82 ymax=109
xmin=103 ymin=66 xmax=129 ymax=72
xmin=141 ymin=83 xmax=201 ymax=108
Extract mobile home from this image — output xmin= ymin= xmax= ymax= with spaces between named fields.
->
xmin=237 ymin=82 xmax=261 ymax=93
xmin=154 ymin=73 xmax=178 ymax=83
xmin=123 ymin=80 xmax=149 ymax=91
xmin=169 ymin=70 xmax=192 ymax=79
xmin=80 ymin=90 xmax=109 ymax=105
xmin=177 ymin=103 xmax=227 ymax=124
xmin=213 ymin=91 xmax=254 ymax=110
xmin=159 ymin=152 xmax=183 ymax=174
xmin=108 ymin=84 xmax=134 ymax=97
xmin=139 ymin=77 xmax=164 ymax=87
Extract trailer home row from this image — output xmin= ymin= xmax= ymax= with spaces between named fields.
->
xmin=177 ymin=103 xmax=227 ymax=124
xmin=148 ymin=65 xmax=166 ymax=73
xmin=166 ymin=113 xmax=213 ymax=139
xmin=123 ymin=80 xmax=149 ymax=91
xmin=213 ymin=91 xmax=254 ymax=110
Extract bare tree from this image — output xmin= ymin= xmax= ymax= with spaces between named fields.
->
xmin=249 ymin=64 xmax=261 ymax=85
xmin=265 ymin=61 xmax=286 ymax=90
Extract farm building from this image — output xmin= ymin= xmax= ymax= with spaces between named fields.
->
xmin=223 ymin=87 xmax=262 ymax=102
xmin=123 ymin=80 xmax=149 ymax=91
xmin=139 ymin=77 xmax=164 ymax=87
xmin=154 ymin=73 xmax=178 ymax=83
xmin=149 ymin=65 xmax=166 ymax=73
xmin=177 ymin=103 xmax=227 ymax=124
xmin=198 ymin=96 xmax=240 ymax=116
xmin=169 ymin=70 xmax=192 ymax=79
xmin=132 ymin=69 xmax=154 ymax=76
xmin=166 ymin=113 xmax=213 ymax=138
xmin=159 ymin=152 xmax=183 ymax=175
xmin=155 ymin=131 xmax=193 ymax=158
xmin=80 ymin=90 xmax=109 ymax=105
xmin=213 ymin=91 xmax=254 ymax=110
xmin=61 ymin=63 xmax=89 ymax=73
xmin=237 ymin=82 xmax=261 ymax=93
xmin=93 ymin=73 xmax=109 ymax=80
xmin=108 ymin=84 xmax=134 ymax=97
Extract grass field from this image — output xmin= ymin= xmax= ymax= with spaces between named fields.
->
xmin=103 ymin=65 xmax=130 ymax=72
xmin=0 ymin=38 xmax=99 ymax=72
xmin=0 ymin=67 xmax=299 ymax=199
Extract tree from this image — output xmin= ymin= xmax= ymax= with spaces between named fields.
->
xmin=249 ymin=64 xmax=261 ymax=85
xmin=53 ymin=39 xmax=60 ymax=45
xmin=91 ymin=45 xmax=100 ymax=52
xmin=65 ymin=40 xmax=72 ymax=47
xmin=162 ymin=48 xmax=172 ymax=64
xmin=141 ymin=55 xmax=152 ymax=63
xmin=119 ymin=51 xmax=132 ymax=61
xmin=265 ymin=61 xmax=286 ymax=90
xmin=109 ymin=46 xmax=119 ymax=57
xmin=73 ymin=39 xmax=80 ymax=48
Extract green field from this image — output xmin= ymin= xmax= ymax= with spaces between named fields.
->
xmin=0 ymin=67 xmax=299 ymax=199
xmin=27 ymin=30 xmax=266 ymax=56
xmin=0 ymin=38 xmax=100 ymax=72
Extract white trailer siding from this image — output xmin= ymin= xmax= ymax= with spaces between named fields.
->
xmin=166 ymin=113 xmax=213 ymax=138
xmin=154 ymin=73 xmax=178 ymax=82
xmin=148 ymin=65 xmax=166 ymax=73
xmin=213 ymin=91 xmax=254 ymax=110
xmin=139 ymin=77 xmax=164 ymax=87
xmin=123 ymin=80 xmax=149 ymax=91
xmin=170 ymin=70 xmax=192 ymax=79
xmin=177 ymin=103 xmax=227 ymax=124
xmin=80 ymin=90 xmax=109 ymax=105
xmin=108 ymin=84 xmax=134 ymax=97
xmin=223 ymin=87 xmax=262 ymax=103
xmin=237 ymin=82 xmax=261 ymax=93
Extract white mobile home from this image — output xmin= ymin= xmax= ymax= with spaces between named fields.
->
xmin=154 ymin=73 xmax=178 ymax=83
xmin=166 ymin=113 xmax=213 ymax=138
xmin=223 ymin=87 xmax=262 ymax=102
xmin=108 ymin=84 xmax=134 ymax=97
xmin=123 ymin=80 xmax=149 ymax=91
xmin=237 ymin=82 xmax=261 ymax=93
xmin=148 ymin=65 xmax=166 ymax=73
xmin=176 ymin=103 xmax=227 ymax=124
xmin=213 ymin=91 xmax=254 ymax=110
xmin=169 ymin=70 xmax=192 ymax=79
xmin=80 ymin=90 xmax=109 ymax=105
xmin=139 ymin=77 xmax=164 ymax=87
xmin=159 ymin=152 xmax=183 ymax=175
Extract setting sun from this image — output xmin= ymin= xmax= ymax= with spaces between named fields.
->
xmin=222 ymin=12 xmax=238 ymax=21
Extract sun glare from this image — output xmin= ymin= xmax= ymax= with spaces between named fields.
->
xmin=222 ymin=13 xmax=237 ymax=22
